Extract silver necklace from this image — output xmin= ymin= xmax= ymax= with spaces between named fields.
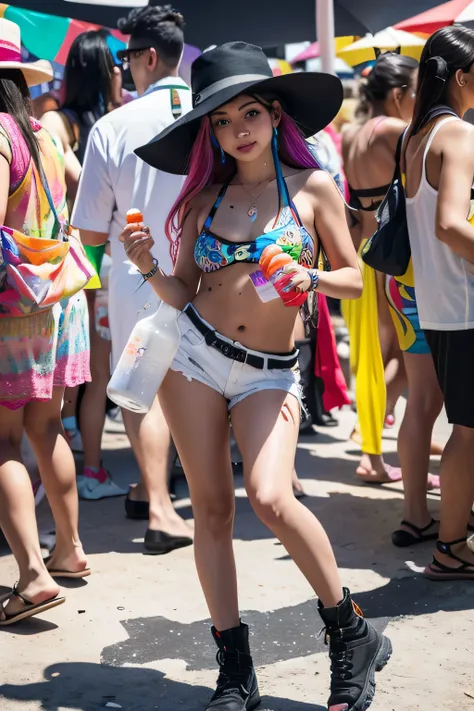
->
xmin=238 ymin=181 xmax=269 ymax=222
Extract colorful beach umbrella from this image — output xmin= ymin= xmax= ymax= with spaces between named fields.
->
xmin=290 ymin=37 xmax=357 ymax=64
xmin=338 ymin=28 xmax=426 ymax=66
xmin=0 ymin=3 xmax=126 ymax=64
xmin=267 ymin=58 xmax=293 ymax=77
xmin=395 ymin=0 xmax=474 ymax=34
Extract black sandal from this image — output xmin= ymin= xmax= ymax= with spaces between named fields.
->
xmin=391 ymin=519 xmax=438 ymax=548
xmin=424 ymin=538 xmax=474 ymax=581
xmin=0 ymin=584 xmax=65 ymax=626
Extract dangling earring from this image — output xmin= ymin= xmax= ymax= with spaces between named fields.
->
xmin=272 ymin=125 xmax=278 ymax=150
xmin=220 ymin=147 xmax=226 ymax=164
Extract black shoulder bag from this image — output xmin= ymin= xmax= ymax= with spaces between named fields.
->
xmin=361 ymin=105 xmax=459 ymax=276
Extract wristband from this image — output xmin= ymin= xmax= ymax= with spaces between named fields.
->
xmin=308 ymin=269 xmax=319 ymax=291
xmin=140 ymin=258 xmax=159 ymax=280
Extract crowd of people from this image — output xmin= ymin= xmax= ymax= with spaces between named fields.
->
xmin=1 ymin=4 xmax=474 ymax=711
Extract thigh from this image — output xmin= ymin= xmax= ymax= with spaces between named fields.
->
xmin=24 ymin=387 xmax=64 ymax=437
xmin=159 ymin=369 xmax=233 ymax=503
xmin=231 ymin=389 xmax=299 ymax=497
xmin=0 ymin=405 xmax=24 ymax=462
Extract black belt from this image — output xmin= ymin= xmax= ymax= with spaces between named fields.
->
xmin=184 ymin=305 xmax=298 ymax=371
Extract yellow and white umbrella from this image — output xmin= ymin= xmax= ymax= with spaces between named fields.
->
xmin=338 ymin=27 xmax=426 ymax=67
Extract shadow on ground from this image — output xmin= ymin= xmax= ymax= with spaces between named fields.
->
xmin=0 ymin=662 xmax=323 ymax=711
xmin=99 ymin=574 xmax=473 ymax=671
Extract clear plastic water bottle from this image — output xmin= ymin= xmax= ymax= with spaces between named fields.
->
xmin=107 ymin=301 xmax=181 ymax=413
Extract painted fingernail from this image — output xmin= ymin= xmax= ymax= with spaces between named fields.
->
xmin=328 ymin=705 xmax=349 ymax=711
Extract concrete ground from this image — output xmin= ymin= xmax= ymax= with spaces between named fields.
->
xmin=1 ymin=402 xmax=473 ymax=711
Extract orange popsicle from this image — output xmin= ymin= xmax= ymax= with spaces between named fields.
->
xmin=126 ymin=208 xmax=144 ymax=224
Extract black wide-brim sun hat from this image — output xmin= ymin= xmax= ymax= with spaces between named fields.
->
xmin=135 ymin=41 xmax=343 ymax=175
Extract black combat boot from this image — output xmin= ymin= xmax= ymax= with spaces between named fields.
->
xmin=206 ymin=622 xmax=261 ymax=710
xmin=318 ymin=589 xmax=392 ymax=711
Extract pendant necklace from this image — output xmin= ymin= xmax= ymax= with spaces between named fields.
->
xmin=239 ymin=181 xmax=269 ymax=222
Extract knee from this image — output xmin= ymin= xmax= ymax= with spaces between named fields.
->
xmin=406 ymin=391 xmax=443 ymax=424
xmin=193 ymin=496 xmax=235 ymax=535
xmin=0 ymin=432 xmax=22 ymax=464
xmin=24 ymin=412 xmax=60 ymax=443
xmin=248 ymin=486 xmax=292 ymax=528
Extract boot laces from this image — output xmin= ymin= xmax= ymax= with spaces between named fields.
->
xmin=214 ymin=650 xmax=250 ymax=698
xmin=324 ymin=628 xmax=354 ymax=683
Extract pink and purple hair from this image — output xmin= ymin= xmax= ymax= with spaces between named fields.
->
xmin=164 ymin=97 xmax=323 ymax=264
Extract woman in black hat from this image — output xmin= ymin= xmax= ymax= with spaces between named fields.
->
xmin=120 ymin=42 xmax=391 ymax=711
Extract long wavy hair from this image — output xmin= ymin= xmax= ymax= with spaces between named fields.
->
xmin=165 ymin=96 xmax=322 ymax=264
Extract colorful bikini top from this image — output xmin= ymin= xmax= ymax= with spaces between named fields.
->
xmin=194 ymin=150 xmax=315 ymax=273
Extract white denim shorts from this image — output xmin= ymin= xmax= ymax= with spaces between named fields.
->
xmin=170 ymin=304 xmax=302 ymax=411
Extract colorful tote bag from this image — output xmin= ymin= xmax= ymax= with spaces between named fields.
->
xmin=0 ymin=148 xmax=94 ymax=318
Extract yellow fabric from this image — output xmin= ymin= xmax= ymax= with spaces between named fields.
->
xmin=341 ymin=242 xmax=385 ymax=455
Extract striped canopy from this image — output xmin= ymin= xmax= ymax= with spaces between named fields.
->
xmin=396 ymin=0 xmax=474 ymax=34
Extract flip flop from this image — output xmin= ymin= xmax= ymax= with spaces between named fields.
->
xmin=392 ymin=518 xmax=439 ymax=548
xmin=0 ymin=585 xmax=65 ymax=626
xmin=43 ymin=555 xmax=91 ymax=579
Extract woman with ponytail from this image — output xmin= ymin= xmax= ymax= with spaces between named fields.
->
xmin=402 ymin=26 xmax=474 ymax=579
xmin=119 ymin=42 xmax=392 ymax=711
xmin=342 ymin=52 xmax=418 ymax=483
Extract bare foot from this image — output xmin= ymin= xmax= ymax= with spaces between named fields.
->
xmin=356 ymin=454 xmax=402 ymax=484
xmin=46 ymin=543 xmax=89 ymax=576
xmin=1 ymin=574 xmax=60 ymax=618
xmin=128 ymin=482 xmax=148 ymax=502
xmin=148 ymin=510 xmax=193 ymax=539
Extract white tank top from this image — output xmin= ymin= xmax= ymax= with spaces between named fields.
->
xmin=406 ymin=117 xmax=474 ymax=330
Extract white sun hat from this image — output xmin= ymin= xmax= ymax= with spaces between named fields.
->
xmin=0 ymin=18 xmax=53 ymax=87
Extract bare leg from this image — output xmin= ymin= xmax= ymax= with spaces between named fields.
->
xmin=384 ymin=351 xmax=407 ymax=421
xmin=122 ymin=396 xmax=190 ymax=538
xmin=23 ymin=388 xmax=88 ymax=574
xmin=232 ymin=390 xmax=342 ymax=608
xmin=61 ymin=385 xmax=79 ymax=420
xmin=376 ymin=270 xmax=406 ymax=418
xmin=159 ymin=371 xmax=238 ymax=630
xmin=79 ymin=326 xmax=111 ymax=470
xmin=397 ymin=352 xmax=443 ymax=532
xmin=0 ymin=405 xmax=60 ymax=616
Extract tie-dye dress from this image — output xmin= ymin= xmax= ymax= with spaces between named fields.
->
xmin=0 ymin=113 xmax=91 ymax=409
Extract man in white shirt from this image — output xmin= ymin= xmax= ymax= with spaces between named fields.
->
xmin=72 ymin=5 xmax=193 ymax=553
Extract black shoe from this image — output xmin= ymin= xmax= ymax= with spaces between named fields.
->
xmin=206 ymin=623 xmax=261 ymax=710
xmin=318 ymin=589 xmax=392 ymax=711
xmin=144 ymin=529 xmax=193 ymax=555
